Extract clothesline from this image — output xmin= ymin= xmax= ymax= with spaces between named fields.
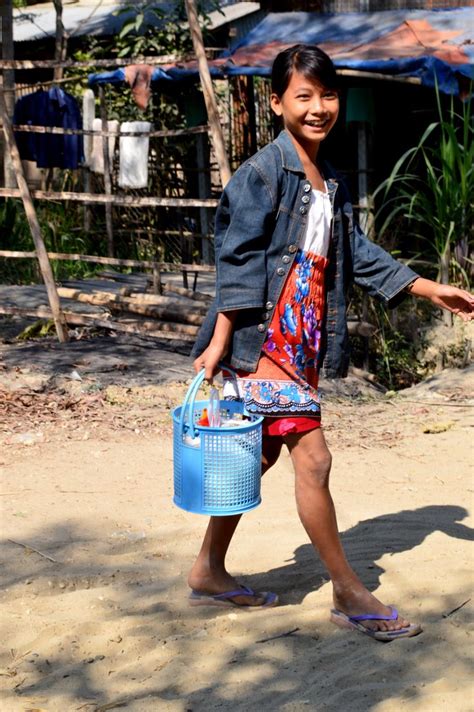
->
xmin=10 ymin=124 xmax=210 ymax=138
xmin=0 ymin=53 xmax=221 ymax=70
xmin=0 ymin=188 xmax=219 ymax=209
xmin=16 ymin=75 xmax=89 ymax=91
xmin=0 ymin=249 xmax=216 ymax=272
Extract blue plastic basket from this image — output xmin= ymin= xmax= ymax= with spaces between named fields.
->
xmin=172 ymin=369 xmax=263 ymax=516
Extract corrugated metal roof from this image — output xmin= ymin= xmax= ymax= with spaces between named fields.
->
xmin=14 ymin=0 xmax=129 ymax=42
xmin=13 ymin=0 xmax=261 ymax=42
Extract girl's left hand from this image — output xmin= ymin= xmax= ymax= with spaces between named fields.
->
xmin=408 ymin=279 xmax=474 ymax=321
xmin=430 ymin=285 xmax=474 ymax=321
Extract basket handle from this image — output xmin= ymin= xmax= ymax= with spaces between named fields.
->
xmin=179 ymin=363 xmax=236 ymax=439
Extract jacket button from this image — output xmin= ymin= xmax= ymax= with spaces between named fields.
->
xmin=303 ymin=182 xmax=311 ymax=192
xmin=299 ymin=206 xmax=307 ymax=215
xmin=262 ymin=311 xmax=270 ymax=320
xmin=277 ymin=267 xmax=285 ymax=276
xmin=301 ymin=194 xmax=310 ymax=204
xmin=282 ymin=255 xmax=290 ymax=264
xmin=288 ymin=244 xmax=297 ymax=253
xmin=265 ymin=301 xmax=274 ymax=310
xmin=257 ymin=323 xmax=266 ymax=333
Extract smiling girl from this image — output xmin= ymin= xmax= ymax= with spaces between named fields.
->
xmin=188 ymin=44 xmax=474 ymax=641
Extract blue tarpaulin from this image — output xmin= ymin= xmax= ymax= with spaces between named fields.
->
xmin=89 ymin=8 xmax=474 ymax=96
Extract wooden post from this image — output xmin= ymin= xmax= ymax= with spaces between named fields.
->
xmin=0 ymin=0 xmax=16 ymax=188
xmin=196 ymin=133 xmax=211 ymax=264
xmin=52 ymin=0 xmax=68 ymax=83
xmin=99 ymin=86 xmax=114 ymax=256
xmin=83 ymin=168 xmax=92 ymax=232
xmin=152 ymin=263 xmax=161 ymax=295
xmin=246 ymin=75 xmax=257 ymax=157
xmin=184 ymin=0 xmax=231 ymax=188
xmin=0 ymin=91 xmax=68 ymax=342
xmin=357 ymin=122 xmax=374 ymax=239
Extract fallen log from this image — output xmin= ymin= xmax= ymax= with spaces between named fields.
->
xmin=108 ymin=301 xmax=204 ymax=326
xmin=348 ymin=366 xmax=386 ymax=392
xmin=347 ymin=320 xmax=376 ymax=338
xmin=118 ymin=318 xmax=199 ymax=336
xmin=123 ymin=291 xmax=210 ymax=311
xmin=57 ymin=286 xmax=209 ymax=314
xmin=0 ymin=305 xmax=196 ymax=341
xmin=163 ymin=282 xmax=214 ymax=304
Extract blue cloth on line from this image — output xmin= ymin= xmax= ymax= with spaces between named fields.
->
xmin=13 ymin=87 xmax=84 ymax=169
xmin=88 ymin=66 xmax=171 ymax=85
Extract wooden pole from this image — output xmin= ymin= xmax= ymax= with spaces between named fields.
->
xmin=1 ymin=0 xmax=16 ymax=188
xmin=0 ymin=187 xmax=218 ymax=208
xmin=0 ymin=55 xmax=180 ymax=69
xmin=0 ymin=93 xmax=68 ymax=342
xmin=184 ymin=0 xmax=231 ymax=188
xmin=99 ymin=86 xmax=114 ymax=257
xmin=0 ymin=248 xmax=216 ymax=272
xmin=196 ymin=132 xmax=212 ymax=264
xmin=0 ymin=306 xmax=196 ymax=342
xmin=53 ymin=0 xmax=67 ymax=83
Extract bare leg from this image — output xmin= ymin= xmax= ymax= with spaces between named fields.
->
xmin=285 ymin=427 xmax=412 ymax=633
xmin=187 ymin=436 xmax=284 ymax=605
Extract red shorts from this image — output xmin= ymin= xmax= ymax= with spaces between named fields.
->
xmin=262 ymin=416 xmax=321 ymax=437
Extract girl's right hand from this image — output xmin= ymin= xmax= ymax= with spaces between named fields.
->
xmin=193 ymin=311 xmax=237 ymax=382
xmin=193 ymin=342 xmax=228 ymax=382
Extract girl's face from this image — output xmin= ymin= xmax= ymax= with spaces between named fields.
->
xmin=271 ymin=71 xmax=339 ymax=153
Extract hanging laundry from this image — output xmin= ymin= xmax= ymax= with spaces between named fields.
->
xmin=119 ymin=121 xmax=152 ymax=189
xmin=88 ymin=118 xmax=119 ymax=174
xmin=82 ymin=88 xmax=95 ymax=166
xmin=124 ymin=65 xmax=155 ymax=110
xmin=13 ymin=87 xmax=84 ymax=169
xmin=88 ymin=66 xmax=170 ymax=109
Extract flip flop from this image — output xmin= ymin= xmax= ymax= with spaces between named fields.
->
xmin=330 ymin=606 xmax=423 ymax=642
xmin=189 ymin=585 xmax=278 ymax=609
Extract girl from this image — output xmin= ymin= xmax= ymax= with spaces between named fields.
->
xmin=189 ymin=45 xmax=474 ymax=641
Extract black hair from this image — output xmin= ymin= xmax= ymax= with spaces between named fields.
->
xmin=271 ymin=44 xmax=338 ymax=98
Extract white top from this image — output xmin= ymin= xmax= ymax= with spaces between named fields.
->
xmin=299 ymin=188 xmax=332 ymax=258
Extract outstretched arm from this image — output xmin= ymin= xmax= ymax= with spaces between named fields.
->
xmin=407 ymin=278 xmax=474 ymax=321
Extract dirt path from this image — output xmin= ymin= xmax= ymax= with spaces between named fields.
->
xmin=1 ymin=367 xmax=473 ymax=712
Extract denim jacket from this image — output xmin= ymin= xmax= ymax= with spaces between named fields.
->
xmin=192 ymin=130 xmax=418 ymax=378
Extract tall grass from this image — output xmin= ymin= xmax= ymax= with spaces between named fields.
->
xmin=374 ymin=87 xmax=473 ymax=291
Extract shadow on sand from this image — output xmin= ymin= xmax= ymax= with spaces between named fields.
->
xmin=2 ymin=505 xmax=472 ymax=711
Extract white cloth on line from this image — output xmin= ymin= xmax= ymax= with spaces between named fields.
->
xmin=89 ymin=118 xmax=119 ymax=174
xmin=82 ymin=89 xmax=95 ymax=167
xmin=119 ymin=121 xmax=152 ymax=189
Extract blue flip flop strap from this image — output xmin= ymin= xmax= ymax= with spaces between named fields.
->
xmin=350 ymin=606 xmax=398 ymax=622
xmin=212 ymin=586 xmax=254 ymax=600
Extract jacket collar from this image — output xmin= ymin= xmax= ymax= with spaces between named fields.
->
xmin=274 ymin=130 xmax=305 ymax=173
xmin=274 ymin=130 xmax=338 ymax=186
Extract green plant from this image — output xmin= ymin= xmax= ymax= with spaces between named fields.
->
xmin=349 ymin=291 xmax=425 ymax=390
xmin=374 ymin=86 xmax=473 ymax=290
xmin=0 ymin=198 xmax=108 ymax=284
xmin=111 ymin=1 xmax=219 ymax=59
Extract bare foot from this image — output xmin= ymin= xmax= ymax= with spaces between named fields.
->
xmin=188 ymin=564 xmax=270 ymax=606
xmin=332 ymin=580 xmax=415 ymax=634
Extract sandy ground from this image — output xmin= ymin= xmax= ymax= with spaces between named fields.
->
xmin=1 ymin=360 xmax=473 ymax=711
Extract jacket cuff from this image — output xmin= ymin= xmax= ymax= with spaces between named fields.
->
xmin=216 ymin=287 xmax=265 ymax=311
xmin=384 ymin=269 xmax=419 ymax=309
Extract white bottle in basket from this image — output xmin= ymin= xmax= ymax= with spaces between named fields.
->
xmin=208 ymin=386 xmax=221 ymax=427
